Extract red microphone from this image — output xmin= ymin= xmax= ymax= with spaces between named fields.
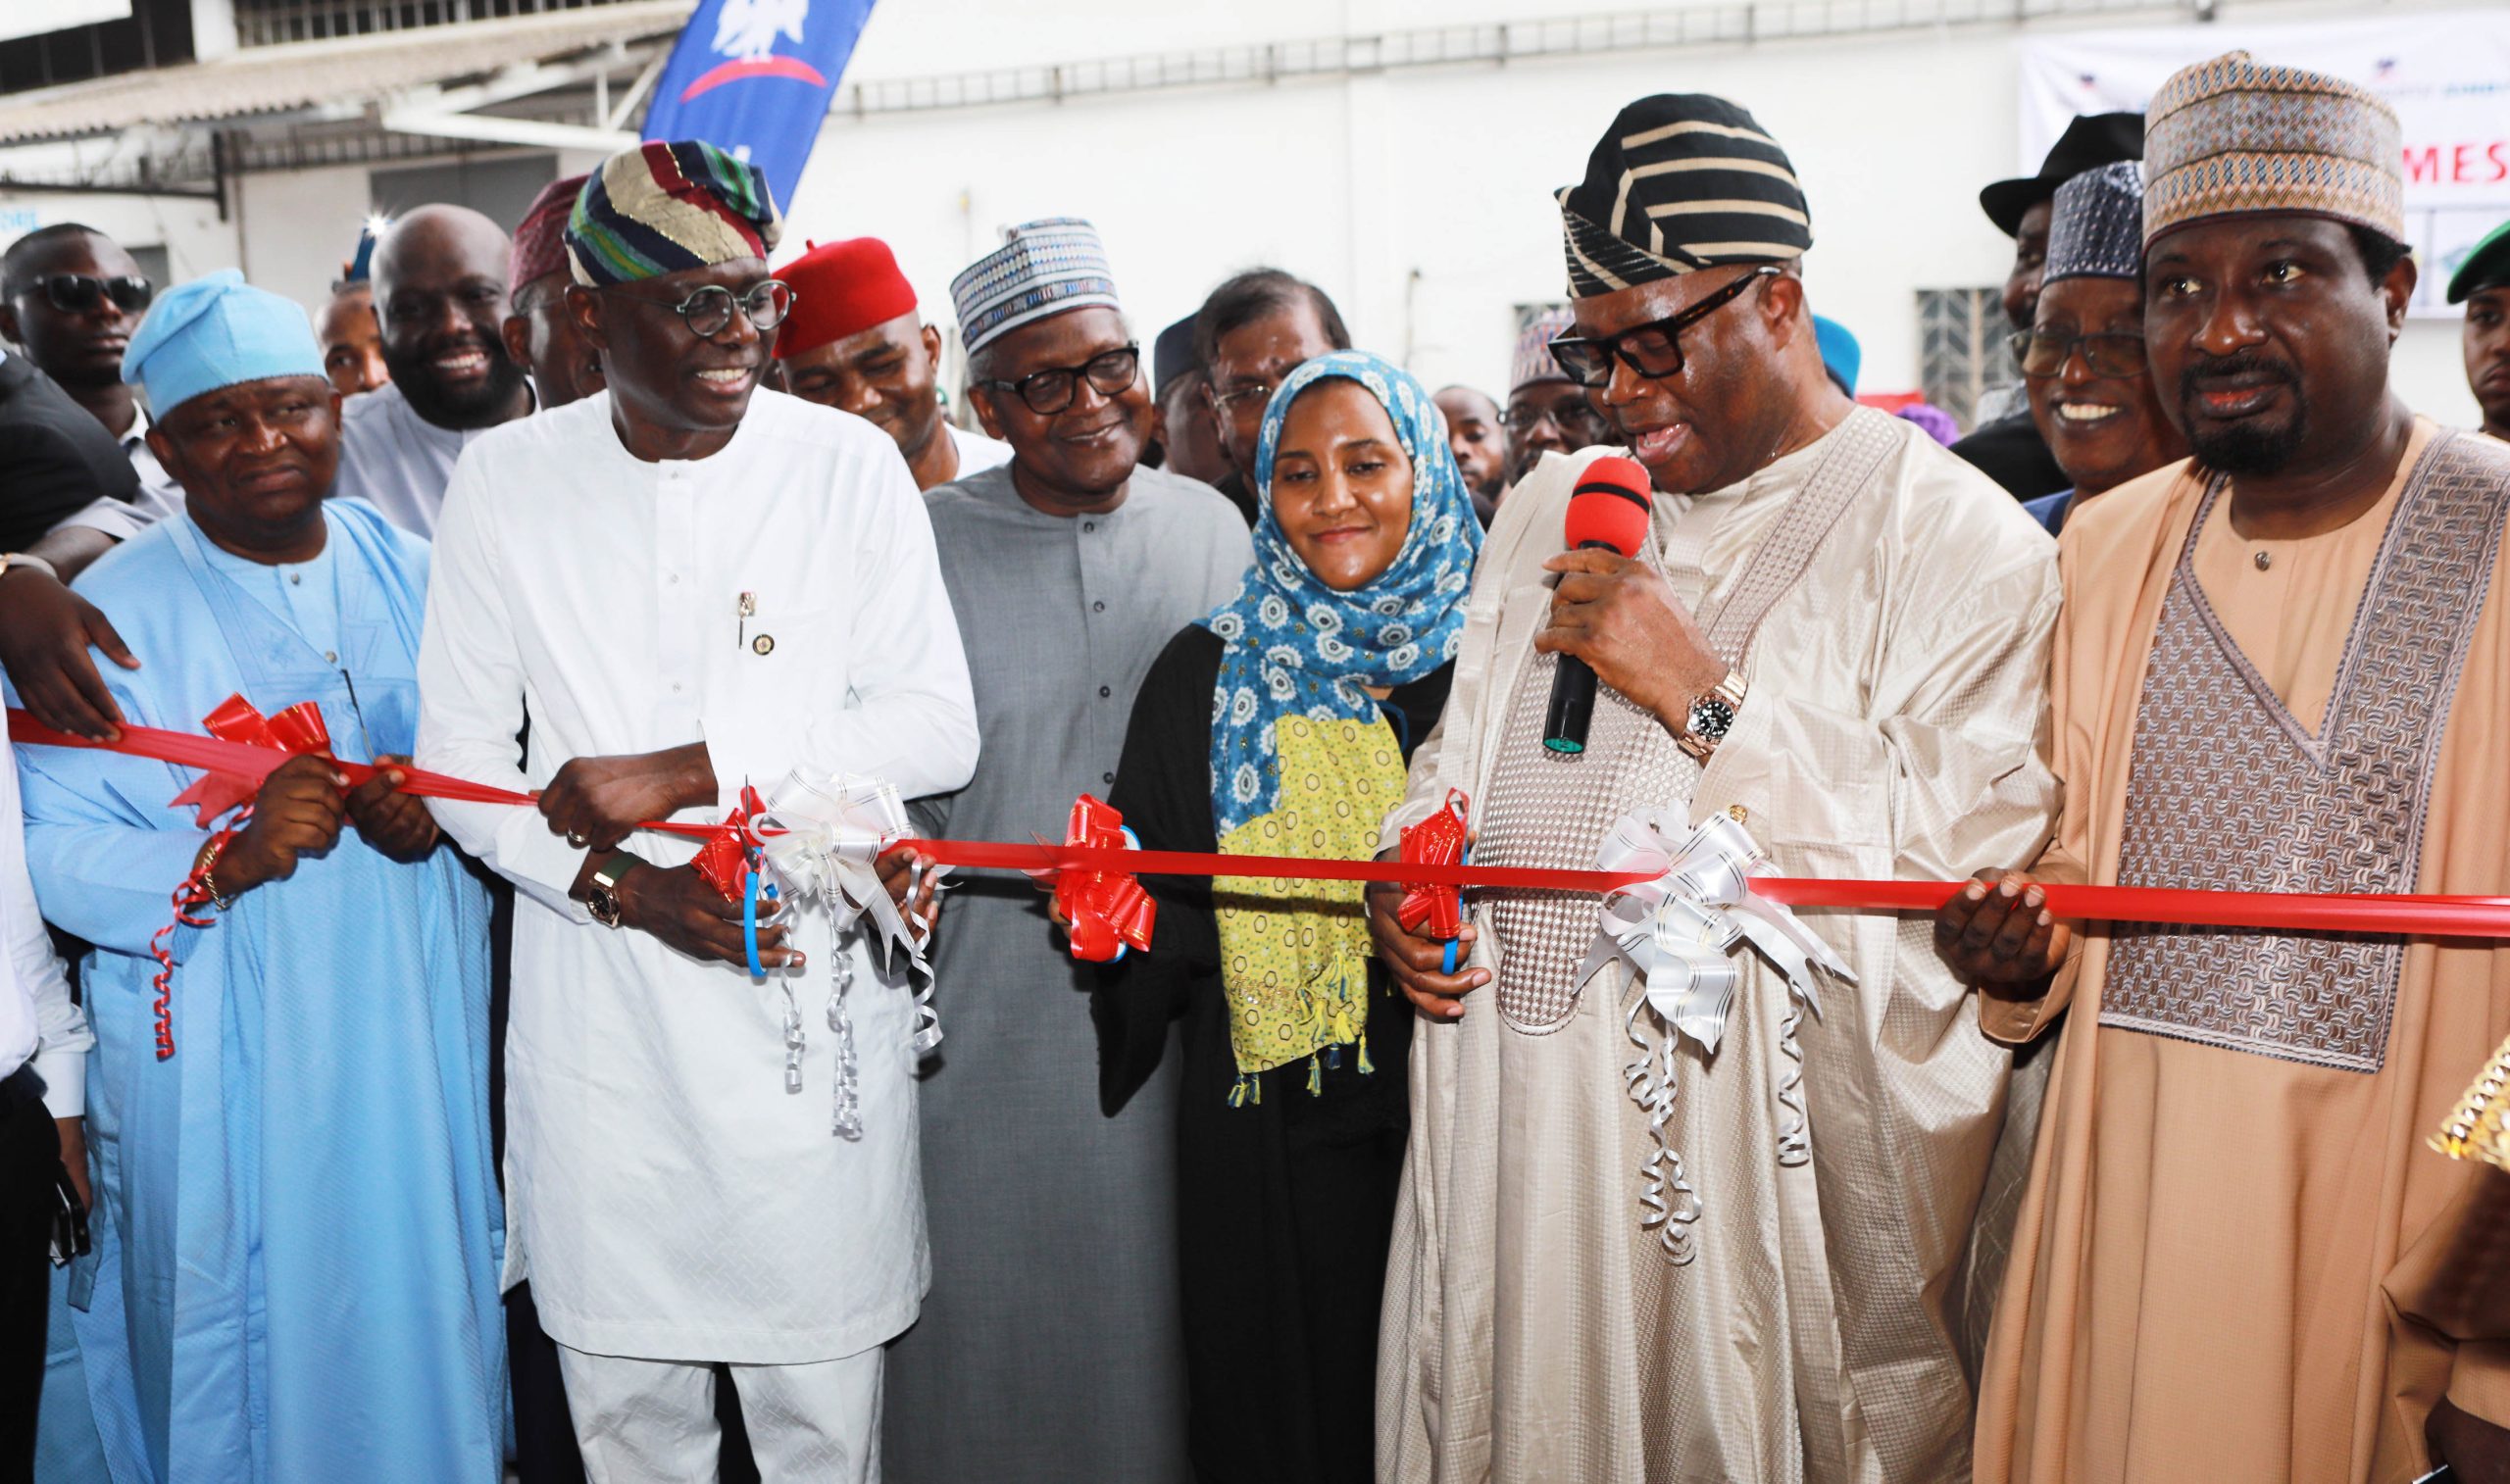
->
xmin=1544 ymin=456 xmax=1653 ymax=755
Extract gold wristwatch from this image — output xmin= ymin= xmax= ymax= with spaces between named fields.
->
xmin=1677 ymin=669 xmax=1748 ymax=762
xmin=581 ymin=851 xmax=644 ymax=928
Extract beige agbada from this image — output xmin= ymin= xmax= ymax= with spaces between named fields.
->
xmin=1378 ymin=414 xmax=2062 ymax=1483
xmin=1977 ymin=420 xmax=2510 ymax=1484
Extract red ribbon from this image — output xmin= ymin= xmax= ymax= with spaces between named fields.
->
xmin=1055 ymin=795 xmax=1155 ymax=964
xmin=1393 ymin=789 xmax=1470 ymax=943
xmin=19 ymin=707 xmax=2510 ymax=945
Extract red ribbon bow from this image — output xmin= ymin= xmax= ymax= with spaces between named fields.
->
xmin=1395 ymin=789 xmax=1471 ymax=943
xmin=169 ymin=695 xmax=333 ymax=824
xmin=691 ymin=784 xmax=773 ymax=903
xmin=1056 ymin=794 xmax=1155 ymax=963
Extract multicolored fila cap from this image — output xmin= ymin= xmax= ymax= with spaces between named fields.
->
xmin=566 ymin=139 xmax=782 ymax=288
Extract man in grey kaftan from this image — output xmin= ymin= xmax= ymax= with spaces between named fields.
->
xmin=888 ymin=219 xmax=1254 ymax=1483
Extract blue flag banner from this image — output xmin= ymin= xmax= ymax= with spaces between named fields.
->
xmin=641 ymin=0 xmax=877 ymax=215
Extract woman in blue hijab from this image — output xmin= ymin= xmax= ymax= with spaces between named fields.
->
xmin=1095 ymin=349 xmax=1481 ymax=1483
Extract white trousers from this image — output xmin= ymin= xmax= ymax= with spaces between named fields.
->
xmin=556 ymin=1344 xmax=884 ymax=1484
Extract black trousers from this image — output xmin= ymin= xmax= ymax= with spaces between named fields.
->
xmin=1 ymin=1072 xmax=60 ymax=1484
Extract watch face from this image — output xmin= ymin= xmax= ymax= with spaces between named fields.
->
xmin=588 ymin=885 xmax=622 ymax=927
xmin=1688 ymin=697 xmax=1736 ymax=741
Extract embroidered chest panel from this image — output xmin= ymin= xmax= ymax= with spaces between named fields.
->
xmin=2101 ymin=432 xmax=2509 ymax=1071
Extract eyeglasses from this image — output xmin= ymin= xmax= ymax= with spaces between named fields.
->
xmin=982 ymin=343 xmax=1140 ymax=415
xmin=613 ymin=278 xmax=794 ymax=339
xmin=1501 ymin=396 xmax=1609 ymax=440
xmin=1546 ymin=266 xmax=1782 ymax=389
xmin=2008 ymin=328 xmax=2149 ymax=380
xmin=1210 ymin=376 xmax=1280 ymax=415
xmin=31 ymin=272 xmax=153 ymax=317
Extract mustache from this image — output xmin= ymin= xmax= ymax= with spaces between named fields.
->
xmin=2179 ymin=350 xmax=2298 ymax=405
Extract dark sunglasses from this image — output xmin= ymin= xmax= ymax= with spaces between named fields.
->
xmin=32 ymin=272 xmax=153 ymax=317
xmin=2009 ymin=327 xmax=2149 ymax=380
xmin=1546 ymin=266 xmax=1781 ymax=389
xmin=982 ymin=343 xmax=1140 ymax=415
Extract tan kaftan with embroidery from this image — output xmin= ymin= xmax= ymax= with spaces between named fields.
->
xmin=1978 ymin=420 xmax=2510 ymax=1484
xmin=1379 ymin=414 xmax=2062 ymax=1483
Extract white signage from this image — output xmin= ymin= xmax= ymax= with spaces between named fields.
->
xmin=0 ymin=1 xmax=133 ymax=44
xmin=2020 ymin=11 xmax=2510 ymax=317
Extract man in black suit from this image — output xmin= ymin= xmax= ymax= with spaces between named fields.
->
xmin=1948 ymin=112 xmax=2143 ymax=501
xmin=0 ymin=348 xmax=134 ymax=554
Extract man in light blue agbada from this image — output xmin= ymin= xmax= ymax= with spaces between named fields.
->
xmin=12 ymin=270 xmax=504 ymax=1483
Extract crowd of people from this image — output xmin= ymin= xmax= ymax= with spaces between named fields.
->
xmin=2 ymin=45 xmax=2510 ymax=1484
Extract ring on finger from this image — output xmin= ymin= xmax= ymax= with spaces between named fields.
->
xmin=567 ymin=829 xmax=588 ymax=848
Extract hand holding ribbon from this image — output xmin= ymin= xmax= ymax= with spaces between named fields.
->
xmin=1394 ymin=789 xmax=1471 ymax=973
xmin=1049 ymin=795 xmax=1154 ymax=964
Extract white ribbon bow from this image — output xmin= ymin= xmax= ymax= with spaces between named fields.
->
xmin=741 ymin=771 xmax=949 ymax=1140
xmin=1571 ymin=807 xmax=1854 ymax=1262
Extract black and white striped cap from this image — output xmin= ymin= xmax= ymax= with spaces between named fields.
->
xmin=1557 ymin=94 xmax=1812 ymax=298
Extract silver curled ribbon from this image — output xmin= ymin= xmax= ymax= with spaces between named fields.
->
xmin=742 ymin=770 xmax=949 ymax=1140
xmin=1571 ymin=807 xmax=1855 ymax=1263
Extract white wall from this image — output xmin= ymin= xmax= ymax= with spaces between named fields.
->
xmin=0 ymin=0 xmax=2485 ymax=427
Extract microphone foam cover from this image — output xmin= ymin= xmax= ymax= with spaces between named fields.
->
xmin=1563 ymin=456 xmax=1653 ymax=557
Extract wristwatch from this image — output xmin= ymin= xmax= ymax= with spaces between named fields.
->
xmin=582 ymin=851 xmax=645 ymax=928
xmin=1677 ymin=669 xmax=1749 ymax=762
xmin=0 ymin=552 xmax=60 ymax=584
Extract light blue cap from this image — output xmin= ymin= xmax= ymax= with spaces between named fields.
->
xmin=122 ymin=270 xmax=326 ymax=416
xmin=1812 ymin=314 xmax=1860 ymax=397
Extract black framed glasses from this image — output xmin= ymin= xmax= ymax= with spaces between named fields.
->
xmin=2009 ymin=327 xmax=2148 ymax=379
xmin=614 ymin=278 xmax=794 ymax=339
xmin=33 ymin=272 xmax=152 ymax=317
xmin=1210 ymin=375 xmax=1280 ymax=415
xmin=983 ymin=343 xmax=1140 ymax=415
xmin=1501 ymin=396 xmax=1609 ymax=440
xmin=1546 ymin=266 xmax=1781 ymax=388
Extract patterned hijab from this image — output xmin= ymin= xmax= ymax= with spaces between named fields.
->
xmin=1203 ymin=350 xmax=1481 ymax=838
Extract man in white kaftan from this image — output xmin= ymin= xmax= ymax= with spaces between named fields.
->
xmin=1368 ymin=93 xmax=2061 ymax=1483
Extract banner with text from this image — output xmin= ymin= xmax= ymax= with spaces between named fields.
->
xmin=2019 ymin=10 xmax=2510 ymax=318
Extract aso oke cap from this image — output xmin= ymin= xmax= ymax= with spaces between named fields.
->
xmin=566 ymin=139 xmax=781 ymax=288
xmin=1556 ymin=93 xmax=1812 ymax=298
xmin=2044 ymin=162 xmax=2147 ymax=285
xmin=948 ymin=218 xmax=1122 ymax=356
xmin=123 ymin=270 xmax=326 ymax=417
xmin=2142 ymin=51 xmax=2404 ymax=251
xmin=774 ymin=237 xmax=921 ymax=360
xmin=1508 ymin=306 xmax=1578 ymax=394
xmin=509 ymin=174 xmax=588 ymax=296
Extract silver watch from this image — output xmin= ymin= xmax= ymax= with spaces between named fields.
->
xmin=1678 ymin=669 xmax=1748 ymax=762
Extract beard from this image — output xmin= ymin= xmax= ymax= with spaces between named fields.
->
xmin=387 ymin=337 xmax=529 ymax=430
xmin=2178 ymin=351 xmax=2309 ymax=477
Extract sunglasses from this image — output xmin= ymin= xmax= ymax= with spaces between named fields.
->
xmin=1545 ymin=267 xmax=1780 ymax=389
xmin=31 ymin=272 xmax=153 ymax=317
xmin=981 ymin=344 xmax=1140 ymax=416
xmin=2008 ymin=328 xmax=2149 ymax=380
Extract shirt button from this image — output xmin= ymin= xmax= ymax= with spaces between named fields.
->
xmin=1102 ymin=771 xmax=1115 ymax=785
xmin=669 ymin=573 xmax=681 ymax=585
xmin=289 ymin=572 xmax=302 ymax=585
xmin=1091 ymin=600 xmax=1105 ymax=614
xmin=323 ymin=650 xmax=336 ymax=664
xmin=672 ymin=682 xmax=683 ymax=693
xmin=1082 ymin=521 xmax=1096 ymax=533
xmin=1098 ymin=685 xmax=1112 ymax=698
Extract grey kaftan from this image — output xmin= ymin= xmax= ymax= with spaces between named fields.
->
xmin=889 ymin=461 xmax=1252 ymax=1482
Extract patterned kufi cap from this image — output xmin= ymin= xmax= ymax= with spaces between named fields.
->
xmin=948 ymin=218 xmax=1122 ymax=356
xmin=1556 ymin=93 xmax=1812 ymax=299
xmin=2045 ymin=162 xmax=2146 ymax=284
xmin=510 ymin=173 xmax=587 ymax=295
xmin=566 ymin=140 xmax=781 ymax=288
xmin=2142 ymin=52 xmax=2403 ymax=250
xmin=1508 ymin=305 xmax=1577 ymax=393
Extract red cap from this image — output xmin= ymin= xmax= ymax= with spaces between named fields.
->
xmin=1563 ymin=456 xmax=1652 ymax=556
xmin=509 ymin=174 xmax=588 ymax=296
xmin=774 ymin=236 xmax=920 ymax=360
